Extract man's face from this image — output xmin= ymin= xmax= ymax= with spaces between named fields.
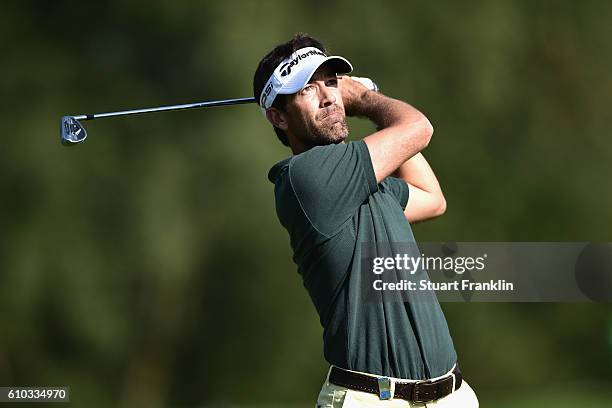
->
xmin=283 ymin=64 xmax=349 ymax=147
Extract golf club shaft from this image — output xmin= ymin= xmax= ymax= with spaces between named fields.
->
xmin=73 ymin=97 xmax=256 ymax=121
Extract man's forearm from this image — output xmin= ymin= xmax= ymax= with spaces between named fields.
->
xmin=341 ymin=80 xmax=433 ymax=183
xmin=346 ymin=89 xmax=426 ymax=131
xmin=340 ymin=76 xmax=433 ymax=182
xmin=392 ymin=153 xmax=443 ymax=196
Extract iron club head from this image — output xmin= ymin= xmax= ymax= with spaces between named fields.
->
xmin=60 ymin=116 xmax=87 ymax=146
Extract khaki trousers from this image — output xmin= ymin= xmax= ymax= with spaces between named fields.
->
xmin=315 ymin=365 xmax=479 ymax=408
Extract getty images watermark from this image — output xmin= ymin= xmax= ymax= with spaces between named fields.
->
xmin=372 ymin=252 xmax=514 ymax=292
xmin=361 ymin=242 xmax=612 ymax=302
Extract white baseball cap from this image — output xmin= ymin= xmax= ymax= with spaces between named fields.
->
xmin=258 ymin=46 xmax=353 ymax=114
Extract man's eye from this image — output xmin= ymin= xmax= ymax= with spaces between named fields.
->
xmin=301 ymin=85 xmax=316 ymax=94
xmin=327 ymin=79 xmax=338 ymax=87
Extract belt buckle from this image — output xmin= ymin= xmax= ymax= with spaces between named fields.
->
xmin=377 ymin=377 xmax=394 ymax=400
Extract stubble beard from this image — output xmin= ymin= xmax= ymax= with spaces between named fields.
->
xmin=306 ymin=107 xmax=349 ymax=146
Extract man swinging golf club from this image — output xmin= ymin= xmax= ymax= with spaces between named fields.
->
xmin=254 ymin=33 xmax=478 ymax=407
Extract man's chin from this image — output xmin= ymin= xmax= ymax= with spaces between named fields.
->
xmin=302 ymin=121 xmax=349 ymax=147
xmin=317 ymin=132 xmax=348 ymax=146
xmin=331 ymin=133 xmax=349 ymax=144
xmin=323 ymin=123 xmax=349 ymax=144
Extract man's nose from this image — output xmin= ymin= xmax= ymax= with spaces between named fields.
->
xmin=319 ymin=84 xmax=336 ymax=107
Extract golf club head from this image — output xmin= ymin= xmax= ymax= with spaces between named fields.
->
xmin=60 ymin=116 xmax=87 ymax=146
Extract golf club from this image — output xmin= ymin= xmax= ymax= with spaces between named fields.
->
xmin=60 ymin=77 xmax=377 ymax=146
xmin=60 ymin=97 xmax=256 ymax=146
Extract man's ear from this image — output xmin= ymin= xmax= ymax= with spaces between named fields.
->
xmin=266 ymin=108 xmax=289 ymax=131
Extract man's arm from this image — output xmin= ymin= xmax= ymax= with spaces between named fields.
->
xmin=393 ymin=153 xmax=446 ymax=223
xmin=340 ymin=76 xmax=433 ymax=183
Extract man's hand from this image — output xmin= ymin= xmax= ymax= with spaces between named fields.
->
xmin=338 ymin=76 xmax=371 ymax=117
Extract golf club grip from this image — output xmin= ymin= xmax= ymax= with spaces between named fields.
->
xmin=351 ymin=76 xmax=379 ymax=92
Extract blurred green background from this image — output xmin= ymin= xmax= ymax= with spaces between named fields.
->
xmin=1 ymin=0 xmax=611 ymax=406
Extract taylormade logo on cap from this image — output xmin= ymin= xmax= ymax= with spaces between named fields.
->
xmin=259 ymin=46 xmax=353 ymax=115
xmin=279 ymin=49 xmax=326 ymax=77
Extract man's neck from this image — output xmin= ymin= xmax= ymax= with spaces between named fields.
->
xmin=290 ymin=140 xmax=347 ymax=155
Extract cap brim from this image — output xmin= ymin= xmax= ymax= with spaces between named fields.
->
xmin=277 ymin=55 xmax=353 ymax=95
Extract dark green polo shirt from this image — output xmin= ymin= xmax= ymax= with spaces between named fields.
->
xmin=268 ymin=140 xmax=456 ymax=379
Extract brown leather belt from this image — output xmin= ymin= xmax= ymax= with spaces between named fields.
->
xmin=329 ymin=364 xmax=462 ymax=403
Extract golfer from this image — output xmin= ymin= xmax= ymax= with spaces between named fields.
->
xmin=254 ymin=33 xmax=478 ymax=407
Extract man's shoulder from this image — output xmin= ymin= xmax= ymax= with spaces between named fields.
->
xmin=267 ymin=157 xmax=292 ymax=184
xmin=267 ymin=142 xmax=357 ymax=184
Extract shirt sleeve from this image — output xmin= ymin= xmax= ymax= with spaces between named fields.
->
xmin=381 ymin=177 xmax=410 ymax=210
xmin=288 ymin=140 xmax=378 ymax=237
